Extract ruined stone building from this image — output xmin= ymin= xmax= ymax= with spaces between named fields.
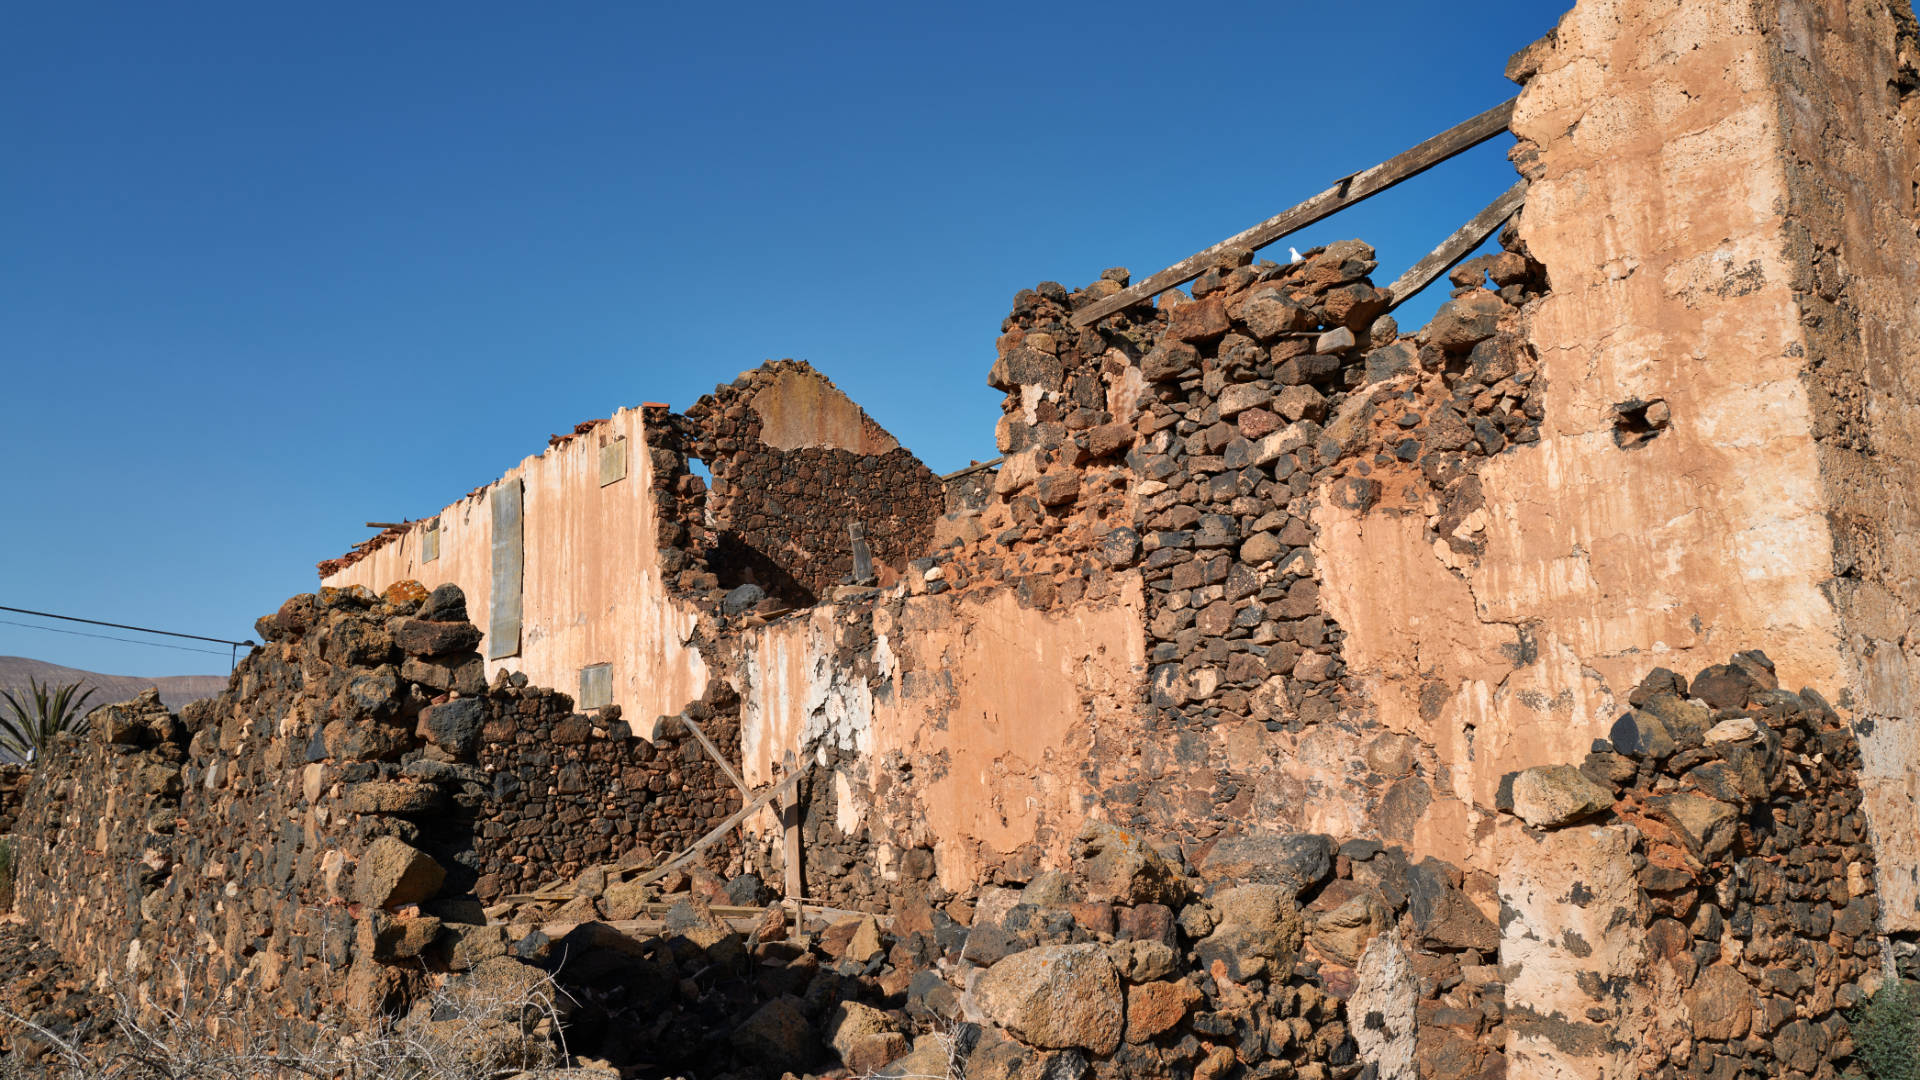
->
xmin=6 ymin=2 xmax=1920 ymax=1079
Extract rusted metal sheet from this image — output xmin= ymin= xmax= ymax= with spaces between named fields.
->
xmin=488 ymin=480 xmax=523 ymax=659
xmin=599 ymin=436 xmax=628 ymax=487
xmin=578 ymin=663 xmax=612 ymax=709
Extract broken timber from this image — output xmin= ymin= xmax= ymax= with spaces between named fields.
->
xmin=1383 ymin=179 xmax=1529 ymax=311
xmin=675 ymin=711 xmax=751 ymax=801
xmin=940 ymin=457 xmax=1004 ymax=481
xmin=1071 ymin=98 xmax=1518 ymax=327
xmin=625 ymin=767 xmax=808 ymax=889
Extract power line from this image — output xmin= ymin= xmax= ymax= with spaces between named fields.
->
xmin=0 ymin=618 xmax=233 ymax=659
xmin=0 ymin=604 xmax=251 ymax=647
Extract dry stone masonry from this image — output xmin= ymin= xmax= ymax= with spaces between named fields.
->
xmin=0 ymin=644 xmax=1881 ymax=1080
xmin=9 ymin=1 xmax=1920 ymax=1078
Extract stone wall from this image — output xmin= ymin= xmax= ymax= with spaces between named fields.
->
xmin=0 ymin=764 xmax=30 ymax=834
xmin=472 ymin=680 xmax=746 ymax=901
xmin=728 ymin=237 xmax=1553 ymax=902
xmin=1763 ymin=0 xmax=1920 ymax=942
xmin=1499 ymin=654 xmax=1877 ymax=1078
xmin=9 ymin=581 xmax=743 ymax=1025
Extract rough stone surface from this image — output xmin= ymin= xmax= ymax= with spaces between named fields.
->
xmin=1509 ymin=764 xmax=1614 ymax=828
xmin=973 ymin=944 xmax=1124 ymax=1055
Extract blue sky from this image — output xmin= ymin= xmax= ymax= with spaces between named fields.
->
xmin=1 ymin=2 xmax=1560 ymax=677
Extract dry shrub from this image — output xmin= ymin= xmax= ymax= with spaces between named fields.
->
xmin=0 ymin=958 xmax=584 ymax=1080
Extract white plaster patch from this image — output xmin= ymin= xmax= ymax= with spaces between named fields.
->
xmin=834 ymin=769 xmax=864 ymax=834
xmin=1350 ymin=929 xmax=1417 ymax=1079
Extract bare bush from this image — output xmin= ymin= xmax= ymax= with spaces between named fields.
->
xmin=0 ymin=958 xmax=583 ymax=1080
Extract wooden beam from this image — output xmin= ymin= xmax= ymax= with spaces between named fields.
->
xmin=1383 ymin=179 xmax=1528 ymax=312
xmin=1071 ymin=98 xmax=1518 ymax=328
xmin=622 ymin=767 xmax=807 ymax=889
xmin=676 ymin=711 xmax=751 ymax=801
xmin=940 ymin=457 xmax=1004 ymax=481
xmin=781 ymin=752 xmax=804 ymax=900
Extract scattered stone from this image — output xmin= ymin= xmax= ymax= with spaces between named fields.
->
xmin=1077 ymin=822 xmax=1187 ymax=906
xmin=1125 ymin=980 xmax=1201 ymax=1043
xmin=732 ymin=997 xmax=819 ymax=1068
xmin=722 ymin=584 xmax=766 ymax=616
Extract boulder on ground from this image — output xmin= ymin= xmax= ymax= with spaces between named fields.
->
xmin=733 ymin=996 xmax=819 ymax=1068
xmin=827 ymin=1000 xmax=901 ymax=1070
xmin=973 ymin=943 xmax=1124 ymax=1055
xmin=1193 ymin=884 xmax=1306 ymax=982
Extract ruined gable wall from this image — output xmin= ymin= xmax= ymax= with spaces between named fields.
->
xmin=1763 ymin=0 xmax=1920 ymax=936
xmin=322 ymin=405 xmax=711 ymax=732
xmin=672 ymin=361 xmax=947 ymax=606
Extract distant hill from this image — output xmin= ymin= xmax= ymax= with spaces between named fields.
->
xmin=0 ymin=657 xmax=228 ymax=717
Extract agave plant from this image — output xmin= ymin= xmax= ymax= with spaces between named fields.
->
xmin=0 ymin=677 xmax=95 ymax=763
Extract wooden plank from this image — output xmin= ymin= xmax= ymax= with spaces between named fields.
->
xmin=940 ymin=457 xmax=1004 ymax=481
xmin=622 ymin=768 xmax=807 ymax=889
xmin=1071 ymin=98 xmax=1517 ymax=327
xmin=1383 ymin=180 xmax=1528 ymax=312
xmin=676 ymin=711 xmax=751 ymax=801
xmin=781 ymin=753 xmax=803 ymax=900
xmin=538 ymin=916 xmax=767 ymax=938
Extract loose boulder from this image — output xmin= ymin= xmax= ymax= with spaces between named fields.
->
xmin=973 ymin=944 xmax=1124 ymax=1055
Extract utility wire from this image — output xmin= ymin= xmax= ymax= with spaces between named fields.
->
xmin=0 ymin=618 xmax=233 ymax=658
xmin=0 ymin=604 xmax=251 ymax=646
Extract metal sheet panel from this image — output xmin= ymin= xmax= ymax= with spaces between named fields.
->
xmin=421 ymin=518 xmax=440 ymax=563
xmin=599 ymin=437 xmax=628 ymax=487
xmin=579 ymin=663 xmax=613 ymax=710
xmin=488 ymin=480 xmax=523 ymax=659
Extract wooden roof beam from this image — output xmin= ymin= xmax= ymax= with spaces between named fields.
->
xmin=1071 ymin=98 xmax=1518 ymax=328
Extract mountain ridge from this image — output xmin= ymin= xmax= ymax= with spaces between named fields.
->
xmin=0 ymin=656 xmax=227 ymax=717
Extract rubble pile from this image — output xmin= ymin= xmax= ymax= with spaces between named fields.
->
xmin=0 ymin=927 xmax=111 ymax=1066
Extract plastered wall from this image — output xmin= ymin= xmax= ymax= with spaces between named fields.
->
xmin=733 ymin=586 xmax=1146 ymax=898
xmin=1764 ymin=0 xmax=1920 ymax=936
xmin=323 ymin=406 xmax=711 ymax=730
xmin=1308 ymin=0 xmax=1920 ymax=923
